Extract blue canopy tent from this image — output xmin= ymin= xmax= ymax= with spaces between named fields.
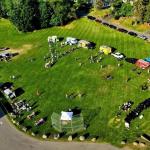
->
xmin=144 ymin=58 xmax=150 ymax=63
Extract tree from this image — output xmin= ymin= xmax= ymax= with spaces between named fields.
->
xmin=0 ymin=0 xmax=7 ymax=18
xmin=9 ymin=0 xmax=40 ymax=32
xmin=134 ymin=0 xmax=147 ymax=23
xmin=111 ymin=0 xmax=123 ymax=19
xmin=120 ymin=3 xmax=133 ymax=17
xmin=144 ymin=2 xmax=150 ymax=23
xmin=50 ymin=1 xmax=70 ymax=26
xmin=95 ymin=0 xmax=104 ymax=10
xmin=39 ymin=1 xmax=52 ymax=28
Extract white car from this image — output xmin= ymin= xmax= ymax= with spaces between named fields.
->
xmin=111 ymin=52 xmax=124 ymax=60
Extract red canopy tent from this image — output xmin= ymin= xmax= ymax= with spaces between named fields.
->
xmin=135 ymin=59 xmax=150 ymax=69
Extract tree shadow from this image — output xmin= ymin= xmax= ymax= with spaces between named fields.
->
xmin=35 ymin=110 xmax=40 ymax=115
xmin=43 ymin=116 xmax=48 ymax=122
xmin=111 ymin=47 xmax=117 ymax=53
xmin=58 ymin=37 xmax=64 ymax=41
xmin=12 ymin=52 xmax=19 ymax=57
xmin=83 ymin=133 xmax=90 ymax=139
xmin=31 ymin=105 xmax=38 ymax=110
xmin=71 ymin=107 xmax=81 ymax=115
xmin=90 ymin=42 xmax=96 ymax=49
xmin=31 ymin=102 xmax=37 ymax=107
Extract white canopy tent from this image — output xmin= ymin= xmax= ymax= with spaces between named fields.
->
xmin=60 ymin=111 xmax=73 ymax=121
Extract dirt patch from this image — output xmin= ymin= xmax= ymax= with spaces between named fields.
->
xmin=8 ymin=44 xmax=33 ymax=58
xmin=59 ymin=22 xmax=75 ymax=29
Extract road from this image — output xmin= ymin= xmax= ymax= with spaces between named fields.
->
xmin=0 ymin=107 xmax=131 ymax=150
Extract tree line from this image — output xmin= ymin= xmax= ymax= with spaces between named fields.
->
xmin=0 ymin=0 xmax=89 ymax=32
xmin=111 ymin=0 xmax=150 ymax=23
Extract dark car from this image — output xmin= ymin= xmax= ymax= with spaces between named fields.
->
xmin=128 ymin=31 xmax=137 ymax=37
xmin=109 ymin=24 xmax=117 ymax=29
xmin=87 ymin=16 xmax=96 ymax=20
xmin=102 ymin=22 xmax=109 ymax=26
xmin=118 ymin=28 xmax=128 ymax=33
xmin=95 ymin=19 xmax=102 ymax=23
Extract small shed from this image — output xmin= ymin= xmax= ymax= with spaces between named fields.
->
xmin=78 ymin=40 xmax=91 ymax=49
xmin=48 ymin=36 xmax=59 ymax=43
xmin=136 ymin=59 xmax=150 ymax=69
xmin=99 ymin=45 xmax=112 ymax=55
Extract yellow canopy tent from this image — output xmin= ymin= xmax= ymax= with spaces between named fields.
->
xmin=99 ymin=45 xmax=112 ymax=55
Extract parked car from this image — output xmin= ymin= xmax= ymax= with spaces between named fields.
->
xmin=109 ymin=24 xmax=117 ymax=29
xmin=87 ymin=16 xmax=96 ymax=20
xmin=95 ymin=19 xmax=102 ymax=23
xmin=0 ymin=52 xmax=12 ymax=61
xmin=0 ymin=47 xmax=9 ymax=51
xmin=111 ymin=52 xmax=125 ymax=60
xmin=128 ymin=31 xmax=137 ymax=37
xmin=102 ymin=22 xmax=109 ymax=26
xmin=118 ymin=28 xmax=128 ymax=33
xmin=137 ymin=34 xmax=148 ymax=40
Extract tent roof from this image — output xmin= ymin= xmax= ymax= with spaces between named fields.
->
xmin=79 ymin=40 xmax=90 ymax=44
xmin=4 ymin=88 xmax=13 ymax=95
xmin=136 ymin=59 xmax=150 ymax=69
xmin=60 ymin=111 xmax=73 ymax=121
xmin=144 ymin=58 xmax=150 ymax=62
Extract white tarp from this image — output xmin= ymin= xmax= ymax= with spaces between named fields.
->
xmin=60 ymin=111 xmax=73 ymax=121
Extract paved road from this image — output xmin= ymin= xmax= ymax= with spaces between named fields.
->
xmin=0 ymin=108 xmax=131 ymax=150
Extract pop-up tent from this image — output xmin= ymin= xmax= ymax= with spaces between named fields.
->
xmin=144 ymin=58 xmax=150 ymax=63
xmin=99 ymin=45 xmax=112 ymax=55
xmin=60 ymin=111 xmax=73 ymax=121
xmin=48 ymin=36 xmax=59 ymax=43
xmin=136 ymin=59 xmax=150 ymax=69
xmin=78 ymin=40 xmax=91 ymax=49
xmin=51 ymin=112 xmax=84 ymax=133
xmin=3 ymin=88 xmax=16 ymax=99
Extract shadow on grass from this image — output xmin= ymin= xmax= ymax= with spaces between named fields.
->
xmin=15 ymin=88 xmax=24 ymax=97
xmin=125 ymin=58 xmax=138 ymax=64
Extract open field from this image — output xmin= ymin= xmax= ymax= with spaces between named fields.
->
xmin=0 ymin=17 xmax=150 ymax=147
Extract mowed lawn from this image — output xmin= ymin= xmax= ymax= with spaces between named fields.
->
xmin=0 ymin=17 xmax=150 ymax=146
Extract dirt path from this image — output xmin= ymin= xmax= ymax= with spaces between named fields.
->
xmin=0 ymin=107 xmax=132 ymax=150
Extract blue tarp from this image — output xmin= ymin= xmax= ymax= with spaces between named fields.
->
xmin=144 ymin=58 xmax=150 ymax=62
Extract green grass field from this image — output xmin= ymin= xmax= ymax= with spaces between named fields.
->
xmin=0 ymin=17 xmax=150 ymax=146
